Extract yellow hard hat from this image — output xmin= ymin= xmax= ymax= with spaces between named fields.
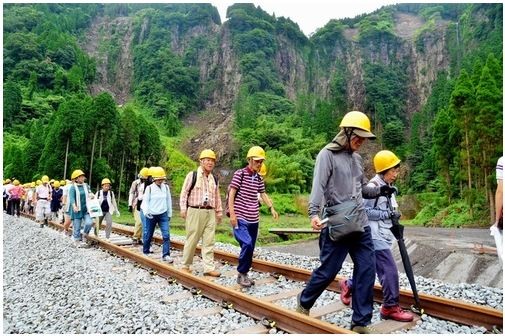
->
xmin=149 ymin=166 xmax=166 ymax=180
xmin=13 ymin=179 xmax=20 ymax=186
xmin=60 ymin=180 xmax=66 ymax=186
xmin=71 ymin=169 xmax=85 ymax=180
xmin=49 ymin=179 xmax=55 ymax=184
xmin=139 ymin=167 xmax=149 ymax=179
xmin=36 ymin=180 xmax=42 ymax=186
xmin=246 ymin=146 xmax=266 ymax=160
xmin=53 ymin=181 xmax=61 ymax=188
xmin=199 ymin=149 xmax=217 ymax=160
xmin=101 ymin=178 xmax=111 ymax=185
xmin=31 ymin=182 xmax=36 ymax=188
xmin=41 ymin=175 xmax=49 ymax=183
xmin=5 ymin=179 xmax=11 ymax=184
xmin=259 ymin=163 xmax=267 ymax=176
xmin=374 ymin=150 xmax=401 ymax=173
xmin=339 ymin=111 xmax=376 ymax=139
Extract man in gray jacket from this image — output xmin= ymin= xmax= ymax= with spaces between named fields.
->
xmin=296 ymin=111 xmax=395 ymax=334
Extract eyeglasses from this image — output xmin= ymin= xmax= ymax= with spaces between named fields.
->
xmin=253 ymin=159 xmax=264 ymax=164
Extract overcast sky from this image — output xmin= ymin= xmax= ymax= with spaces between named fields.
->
xmin=210 ymin=0 xmax=399 ymax=36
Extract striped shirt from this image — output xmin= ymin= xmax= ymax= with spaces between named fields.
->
xmin=230 ymin=167 xmax=265 ymax=223
xmin=179 ymin=171 xmax=223 ymax=216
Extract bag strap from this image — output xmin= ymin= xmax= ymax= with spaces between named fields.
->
xmin=369 ymin=180 xmax=381 ymax=208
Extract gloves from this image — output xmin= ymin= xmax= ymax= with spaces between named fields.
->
xmin=389 ymin=210 xmax=401 ymax=220
xmin=128 ymin=206 xmax=133 ymax=213
xmin=379 ymin=185 xmax=398 ymax=197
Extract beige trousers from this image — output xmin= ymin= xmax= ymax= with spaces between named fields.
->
xmin=182 ymin=207 xmax=217 ymax=272
xmin=133 ymin=208 xmax=143 ymax=239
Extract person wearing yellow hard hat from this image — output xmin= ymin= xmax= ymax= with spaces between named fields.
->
xmin=50 ymin=180 xmax=63 ymax=222
xmin=24 ymin=182 xmax=36 ymax=215
xmin=3 ymin=178 xmax=13 ymax=214
xmin=140 ymin=166 xmax=173 ymax=263
xmin=228 ymin=146 xmax=278 ymax=287
xmin=128 ymin=167 xmax=149 ymax=245
xmin=7 ymin=179 xmax=25 ymax=217
xmin=68 ymin=169 xmax=94 ymax=246
xmin=297 ymin=111 xmax=396 ymax=333
xmin=94 ymin=178 xmax=120 ymax=240
xmin=34 ymin=175 xmax=52 ymax=228
xmin=179 ymin=149 xmax=222 ymax=276
xmin=339 ymin=150 xmax=413 ymax=323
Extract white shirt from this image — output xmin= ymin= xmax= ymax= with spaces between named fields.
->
xmin=497 ymin=156 xmax=503 ymax=180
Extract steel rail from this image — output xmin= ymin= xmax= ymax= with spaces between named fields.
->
xmin=41 ymin=218 xmax=353 ymax=334
xmin=108 ymin=222 xmax=503 ymax=330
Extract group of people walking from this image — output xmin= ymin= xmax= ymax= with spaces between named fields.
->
xmin=5 ymin=109 xmax=501 ymax=333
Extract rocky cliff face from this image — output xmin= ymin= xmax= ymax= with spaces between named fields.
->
xmin=81 ymin=16 xmax=134 ymax=105
xmin=82 ymin=10 xmax=452 ymax=158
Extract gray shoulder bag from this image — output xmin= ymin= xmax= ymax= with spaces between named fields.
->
xmin=324 ymin=156 xmax=364 ymax=242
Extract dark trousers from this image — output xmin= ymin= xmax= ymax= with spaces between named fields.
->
xmin=10 ymin=199 xmax=20 ymax=216
xmin=375 ymin=248 xmax=399 ymax=307
xmin=300 ymin=226 xmax=375 ymax=326
xmin=233 ymin=218 xmax=258 ymax=274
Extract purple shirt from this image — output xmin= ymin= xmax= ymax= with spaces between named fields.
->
xmin=230 ymin=167 xmax=265 ymax=223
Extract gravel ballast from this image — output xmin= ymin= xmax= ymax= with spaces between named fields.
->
xmin=3 ymin=215 xmax=501 ymax=334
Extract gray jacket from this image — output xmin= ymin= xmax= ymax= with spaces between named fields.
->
xmin=308 ymin=147 xmax=380 ymax=227
xmin=364 ymin=175 xmax=396 ymax=250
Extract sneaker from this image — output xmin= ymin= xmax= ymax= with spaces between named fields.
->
xmin=380 ymin=305 xmax=414 ymax=322
xmin=339 ymin=279 xmax=352 ymax=305
xmin=237 ymin=273 xmax=252 ymax=287
xmin=351 ymin=324 xmax=377 ymax=334
xmin=296 ymin=292 xmax=310 ymax=315
xmin=180 ymin=266 xmax=192 ymax=273
xmin=162 ymin=255 xmax=174 ymax=263
xmin=203 ymin=270 xmax=221 ymax=277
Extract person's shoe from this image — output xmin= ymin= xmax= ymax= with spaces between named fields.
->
xmin=203 ymin=270 xmax=221 ymax=277
xmin=180 ymin=266 xmax=192 ymax=273
xmin=237 ymin=273 xmax=252 ymax=287
xmin=296 ymin=292 xmax=310 ymax=315
xmin=339 ymin=279 xmax=352 ymax=305
xmin=351 ymin=324 xmax=377 ymax=334
xmin=380 ymin=305 xmax=414 ymax=322
xmin=162 ymin=255 xmax=174 ymax=263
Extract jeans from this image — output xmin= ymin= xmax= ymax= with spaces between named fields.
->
xmin=299 ymin=225 xmax=375 ymax=326
xmin=72 ymin=214 xmax=93 ymax=240
xmin=233 ymin=218 xmax=259 ymax=274
xmin=143 ymin=212 xmax=170 ymax=257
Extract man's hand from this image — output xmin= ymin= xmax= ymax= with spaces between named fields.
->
xmin=311 ymin=216 xmax=322 ymax=231
xmin=230 ymin=215 xmax=238 ymax=229
xmin=270 ymin=207 xmax=279 ymax=220
xmin=181 ymin=211 xmax=187 ymax=219
xmin=389 ymin=210 xmax=401 ymax=220
xmin=216 ymin=215 xmax=222 ymax=224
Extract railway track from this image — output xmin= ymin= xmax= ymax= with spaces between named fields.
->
xmin=26 ymin=214 xmax=503 ymax=333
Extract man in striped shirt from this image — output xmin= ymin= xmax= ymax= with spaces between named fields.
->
xmin=228 ymin=146 xmax=278 ymax=287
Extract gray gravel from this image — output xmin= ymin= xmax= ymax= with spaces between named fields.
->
xmin=3 ymin=215 xmax=501 ymax=334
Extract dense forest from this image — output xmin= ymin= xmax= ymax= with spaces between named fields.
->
xmin=3 ymin=3 xmax=503 ymax=226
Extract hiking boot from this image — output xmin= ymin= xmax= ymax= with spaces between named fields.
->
xmin=180 ymin=266 xmax=192 ymax=274
xmin=237 ymin=273 xmax=252 ymax=287
xmin=351 ymin=324 xmax=377 ymax=334
xmin=162 ymin=255 xmax=174 ymax=263
xmin=380 ymin=305 xmax=414 ymax=322
xmin=203 ymin=270 xmax=221 ymax=277
xmin=296 ymin=292 xmax=310 ymax=315
xmin=339 ymin=279 xmax=352 ymax=305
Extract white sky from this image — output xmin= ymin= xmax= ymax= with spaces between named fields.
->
xmin=211 ymin=0 xmax=399 ymax=36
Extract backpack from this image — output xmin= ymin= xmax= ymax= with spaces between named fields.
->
xmin=225 ymin=170 xmax=245 ymax=217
